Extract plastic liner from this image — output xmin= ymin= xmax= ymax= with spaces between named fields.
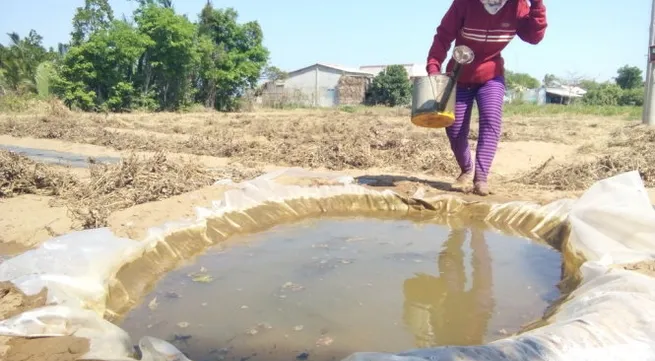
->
xmin=0 ymin=169 xmax=652 ymax=361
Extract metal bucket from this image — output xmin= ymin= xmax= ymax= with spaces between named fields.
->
xmin=410 ymin=74 xmax=456 ymax=129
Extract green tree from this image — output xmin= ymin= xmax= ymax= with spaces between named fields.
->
xmin=505 ymin=70 xmax=540 ymax=91
xmin=71 ymin=0 xmax=114 ymax=45
xmin=543 ymin=73 xmax=559 ymax=87
xmin=615 ymin=65 xmax=643 ymax=90
xmin=0 ymin=30 xmax=49 ymax=93
xmin=366 ymin=65 xmax=411 ymax=107
xmin=195 ymin=4 xmax=269 ymax=110
xmin=582 ymin=83 xmax=623 ymax=106
xmin=619 ymin=87 xmax=645 ymax=106
xmin=54 ymin=20 xmax=152 ymax=111
xmin=263 ymin=65 xmax=288 ymax=81
xmin=35 ymin=61 xmax=57 ymax=98
xmin=578 ymin=78 xmax=601 ymax=91
xmin=134 ymin=2 xmax=198 ymax=110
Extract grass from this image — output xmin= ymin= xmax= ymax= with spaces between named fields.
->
xmin=503 ymin=103 xmax=642 ymax=120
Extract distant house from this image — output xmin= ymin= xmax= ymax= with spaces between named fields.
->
xmin=260 ymin=63 xmax=374 ymax=107
xmin=359 ymin=63 xmax=428 ymax=80
xmin=544 ymin=85 xmax=587 ymax=105
xmin=505 ymin=85 xmax=587 ymax=105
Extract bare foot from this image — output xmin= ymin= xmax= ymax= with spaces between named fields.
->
xmin=474 ymin=181 xmax=490 ymax=196
xmin=451 ymin=171 xmax=473 ymax=192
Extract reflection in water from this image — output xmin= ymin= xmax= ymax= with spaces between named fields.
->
xmin=403 ymin=227 xmax=494 ymax=347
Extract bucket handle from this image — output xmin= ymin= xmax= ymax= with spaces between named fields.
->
xmin=428 ymin=75 xmax=440 ymax=108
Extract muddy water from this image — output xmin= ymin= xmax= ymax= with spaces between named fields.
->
xmin=0 ymin=145 xmax=119 ymax=167
xmin=120 ymin=218 xmax=561 ymax=361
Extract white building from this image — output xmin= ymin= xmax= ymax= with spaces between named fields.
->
xmin=263 ymin=63 xmax=374 ymax=107
xmin=359 ymin=63 xmax=428 ymax=79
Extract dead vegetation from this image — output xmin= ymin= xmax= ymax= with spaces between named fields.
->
xmin=518 ymin=124 xmax=655 ymax=190
xmin=0 ymin=114 xmax=462 ymax=174
xmin=68 ymin=152 xmax=214 ymax=228
xmin=0 ymin=109 xmax=639 ymax=193
xmin=0 ymin=150 xmax=262 ymax=229
xmin=0 ymin=150 xmax=78 ymax=197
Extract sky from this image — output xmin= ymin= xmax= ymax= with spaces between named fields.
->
xmin=0 ymin=0 xmax=650 ymax=82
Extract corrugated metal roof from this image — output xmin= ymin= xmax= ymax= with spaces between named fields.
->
xmin=287 ymin=63 xmax=375 ymax=77
xmin=545 ymin=85 xmax=587 ymax=98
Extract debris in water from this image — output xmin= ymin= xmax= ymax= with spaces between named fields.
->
xmin=172 ymin=334 xmax=192 ymax=342
xmin=246 ymin=322 xmax=273 ymax=335
xmin=258 ymin=322 xmax=273 ymax=330
xmin=296 ymin=352 xmax=310 ymax=360
xmin=241 ymin=305 xmax=249 ymax=309
xmin=165 ymin=291 xmax=181 ymax=299
xmin=177 ymin=322 xmax=190 ymax=328
xmin=201 ymin=302 xmax=208 ymax=306
xmin=498 ymin=328 xmax=509 ymax=335
xmin=345 ymin=237 xmax=365 ymax=242
xmin=315 ymin=335 xmax=334 ymax=347
xmin=293 ymin=325 xmax=304 ymax=332
xmin=282 ymin=282 xmax=305 ymax=292
xmin=148 ymin=297 xmax=158 ymax=310
xmin=192 ymin=274 xmax=214 ymax=283
xmin=188 ymin=268 xmax=214 ymax=283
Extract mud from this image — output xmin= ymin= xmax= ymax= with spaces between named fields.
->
xmin=120 ymin=218 xmax=561 ymax=361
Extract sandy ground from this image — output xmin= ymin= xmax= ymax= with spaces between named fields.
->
xmin=0 ymin=109 xmax=643 ymax=253
xmin=0 ymin=107 xmax=652 ymax=360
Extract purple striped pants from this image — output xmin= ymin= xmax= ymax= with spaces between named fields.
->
xmin=446 ymin=76 xmax=505 ymax=183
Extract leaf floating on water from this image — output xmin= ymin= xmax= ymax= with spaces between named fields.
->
xmin=148 ymin=297 xmax=158 ymax=311
xmin=245 ymin=327 xmax=258 ymax=336
xmin=282 ymin=282 xmax=304 ymax=292
xmin=192 ymin=274 xmax=214 ymax=283
xmin=188 ymin=268 xmax=214 ymax=283
xmin=345 ymin=237 xmax=365 ymax=243
xmin=177 ymin=322 xmax=190 ymax=328
xmin=293 ymin=325 xmax=304 ymax=332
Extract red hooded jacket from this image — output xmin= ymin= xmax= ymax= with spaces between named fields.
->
xmin=426 ymin=0 xmax=547 ymax=86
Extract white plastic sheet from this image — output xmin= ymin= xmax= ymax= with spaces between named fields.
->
xmin=0 ymin=169 xmax=653 ymax=361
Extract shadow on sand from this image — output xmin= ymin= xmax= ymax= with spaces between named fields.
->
xmin=355 ymin=174 xmax=454 ymax=193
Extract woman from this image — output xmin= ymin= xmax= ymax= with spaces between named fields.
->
xmin=426 ymin=0 xmax=547 ymax=195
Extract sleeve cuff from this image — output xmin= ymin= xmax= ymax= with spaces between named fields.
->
xmin=427 ymin=64 xmax=440 ymax=75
